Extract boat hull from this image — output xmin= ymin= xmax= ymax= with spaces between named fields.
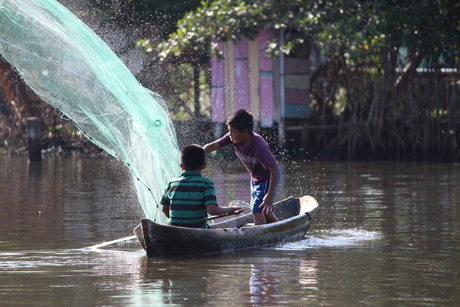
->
xmin=134 ymin=195 xmax=319 ymax=258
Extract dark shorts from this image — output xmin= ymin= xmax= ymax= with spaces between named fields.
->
xmin=250 ymin=169 xmax=282 ymax=214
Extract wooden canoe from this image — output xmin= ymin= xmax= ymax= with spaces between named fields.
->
xmin=133 ymin=195 xmax=319 ymax=258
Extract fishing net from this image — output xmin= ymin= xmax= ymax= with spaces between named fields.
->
xmin=0 ymin=0 xmax=180 ymax=223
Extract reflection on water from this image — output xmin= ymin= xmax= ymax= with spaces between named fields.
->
xmin=140 ymin=259 xmax=211 ymax=305
xmin=1 ymin=156 xmax=460 ymax=306
xmin=249 ymin=262 xmax=279 ymax=304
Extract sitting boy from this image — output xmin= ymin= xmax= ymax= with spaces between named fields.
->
xmin=161 ymin=144 xmax=241 ymax=228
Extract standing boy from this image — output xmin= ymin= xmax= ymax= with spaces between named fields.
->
xmin=203 ymin=109 xmax=282 ymax=225
xmin=161 ymin=144 xmax=241 ymax=228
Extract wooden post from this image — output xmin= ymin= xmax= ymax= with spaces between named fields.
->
xmin=278 ymin=29 xmax=286 ymax=148
xmin=27 ymin=117 xmax=42 ymax=162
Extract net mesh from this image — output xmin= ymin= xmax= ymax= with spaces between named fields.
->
xmin=0 ymin=0 xmax=180 ymax=223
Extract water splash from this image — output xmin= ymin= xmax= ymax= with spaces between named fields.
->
xmin=276 ymin=228 xmax=382 ymax=250
xmin=0 ymin=0 xmax=180 ymax=222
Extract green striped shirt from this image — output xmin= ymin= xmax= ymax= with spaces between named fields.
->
xmin=160 ymin=171 xmax=218 ymax=228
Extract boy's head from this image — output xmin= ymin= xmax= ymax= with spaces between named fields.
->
xmin=180 ymin=144 xmax=206 ymax=171
xmin=226 ymin=109 xmax=254 ymax=133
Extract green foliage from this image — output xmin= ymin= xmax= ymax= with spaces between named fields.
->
xmin=135 ymin=38 xmax=153 ymax=54
xmin=157 ymin=0 xmax=328 ymax=62
xmin=157 ymin=0 xmax=459 ymax=67
xmin=154 ymin=0 xmax=460 ymax=159
xmin=380 ymin=0 xmax=459 ymax=60
xmin=157 ymin=1 xmax=262 ymax=62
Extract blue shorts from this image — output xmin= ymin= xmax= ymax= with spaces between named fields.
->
xmin=250 ymin=168 xmax=282 ymax=214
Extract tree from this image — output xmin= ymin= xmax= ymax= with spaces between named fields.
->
xmin=157 ymin=0 xmax=460 ymax=159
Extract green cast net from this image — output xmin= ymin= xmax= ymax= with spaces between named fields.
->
xmin=0 ymin=0 xmax=180 ymax=223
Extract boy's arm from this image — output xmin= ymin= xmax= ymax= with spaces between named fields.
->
xmin=162 ymin=206 xmax=170 ymax=218
xmin=259 ymin=163 xmax=280 ymax=213
xmin=206 ymin=204 xmax=241 ymax=216
xmin=203 ymin=140 xmax=221 ymax=154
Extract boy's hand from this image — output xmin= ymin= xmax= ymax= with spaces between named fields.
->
xmin=259 ymin=196 xmax=274 ymax=213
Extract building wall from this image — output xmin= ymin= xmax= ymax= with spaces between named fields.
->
xmin=258 ymin=28 xmax=274 ymax=127
xmin=284 ymin=58 xmax=311 ymax=119
xmin=210 ymin=28 xmax=310 ymax=129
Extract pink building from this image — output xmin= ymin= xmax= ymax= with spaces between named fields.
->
xmin=210 ymin=28 xmax=310 ymax=145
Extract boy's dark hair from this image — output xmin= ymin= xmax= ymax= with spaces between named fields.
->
xmin=226 ymin=109 xmax=254 ymax=133
xmin=181 ymin=144 xmax=206 ymax=171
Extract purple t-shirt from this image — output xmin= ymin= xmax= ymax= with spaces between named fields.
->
xmin=217 ymin=132 xmax=277 ymax=184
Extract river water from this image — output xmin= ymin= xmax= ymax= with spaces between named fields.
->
xmin=0 ymin=155 xmax=459 ymax=306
